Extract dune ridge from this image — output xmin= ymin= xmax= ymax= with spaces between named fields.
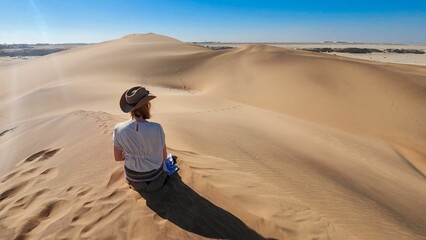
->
xmin=0 ymin=33 xmax=425 ymax=239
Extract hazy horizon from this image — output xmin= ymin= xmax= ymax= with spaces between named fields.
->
xmin=2 ymin=33 xmax=426 ymax=45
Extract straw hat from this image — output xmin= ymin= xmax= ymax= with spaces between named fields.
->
xmin=119 ymin=86 xmax=156 ymax=113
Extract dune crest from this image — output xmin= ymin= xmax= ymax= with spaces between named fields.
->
xmin=0 ymin=33 xmax=425 ymax=239
xmin=121 ymin=33 xmax=183 ymax=43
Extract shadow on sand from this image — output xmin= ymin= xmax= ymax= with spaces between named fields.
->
xmin=135 ymin=173 xmax=266 ymax=240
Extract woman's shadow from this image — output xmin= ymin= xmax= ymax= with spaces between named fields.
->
xmin=136 ymin=173 xmax=266 ymax=240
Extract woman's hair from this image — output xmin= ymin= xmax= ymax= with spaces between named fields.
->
xmin=130 ymin=102 xmax=151 ymax=119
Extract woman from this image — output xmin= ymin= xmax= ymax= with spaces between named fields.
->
xmin=113 ymin=86 xmax=177 ymax=192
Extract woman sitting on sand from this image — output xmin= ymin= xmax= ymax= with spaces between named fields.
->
xmin=113 ymin=86 xmax=178 ymax=192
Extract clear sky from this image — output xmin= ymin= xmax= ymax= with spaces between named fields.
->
xmin=1 ymin=0 xmax=426 ymax=44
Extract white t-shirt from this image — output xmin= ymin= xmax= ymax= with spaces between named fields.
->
xmin=113 ymin=120 xmax=165 ymax=172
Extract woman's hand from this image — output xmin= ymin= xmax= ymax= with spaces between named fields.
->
xmin=114 ymin=146 xmax=125 ymax=161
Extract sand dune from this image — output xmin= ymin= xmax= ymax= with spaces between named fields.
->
xmin=0 ymin=33 xmax=425 ymax=239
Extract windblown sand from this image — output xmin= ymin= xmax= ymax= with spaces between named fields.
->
xmin=0 ymin=34 xmax=425 ymax=239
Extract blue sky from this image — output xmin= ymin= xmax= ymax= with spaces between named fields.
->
xmin=1 ymin=0 xmax=426 ymax=43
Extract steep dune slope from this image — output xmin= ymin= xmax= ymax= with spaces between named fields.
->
xmin=181 ymin=45 xmax=426 ymax=162
xmin=0 ymin=33 xmax=425 ymax=239
xmin=0 ymin=34 xmax=213 ymax=124
xmin=1 ymin=34 xmax=424 ymax=161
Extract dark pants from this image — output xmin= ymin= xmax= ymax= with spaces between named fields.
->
xmin=128 ymin=172 xmax=168 ymax=193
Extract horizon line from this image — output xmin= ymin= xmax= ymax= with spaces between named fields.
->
xmin=3 ymin=41 xmax=426 ymax=46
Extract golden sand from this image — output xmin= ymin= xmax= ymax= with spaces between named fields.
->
xmin=0 ymin=34 xmax=425 ymax=239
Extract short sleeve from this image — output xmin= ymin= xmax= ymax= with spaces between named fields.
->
xmin=112 ymin=125 xmax=123 ymax=150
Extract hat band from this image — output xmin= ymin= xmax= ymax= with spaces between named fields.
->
xmin=126 ymin=93 xmax=148 ymax=105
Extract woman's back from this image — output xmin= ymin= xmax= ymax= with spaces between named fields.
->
xmin=113 ymin=120 xmax=165 ymax=172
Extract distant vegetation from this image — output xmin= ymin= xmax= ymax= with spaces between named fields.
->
xmin=0 ymin=43 xmax=88 ymax=57
xmin=204 ymin=46 xmax=235 ymax=50
xmin=0 ymin=48 xmax=68 ymax=57
xmin=191 ymin=42 xmax=236 ymax=50
xmin=300 ymin=48 xmax=425 ymax=54
xmin=385 ymin=49 xmax=425 ymax=54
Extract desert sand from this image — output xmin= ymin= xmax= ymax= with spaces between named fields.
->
xmin=0 ymin=57 xmax=35 ymax=69
xmin=0 ymin=33 xmax=425 ymax=239
xmin=198 ymin=42 xmax=426 ymax=66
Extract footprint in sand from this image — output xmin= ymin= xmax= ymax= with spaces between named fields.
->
xmin=71 ymin=206 xmax=91 ymax=223
xmin=39 ymin=149 xmax=61 ymax=162
xmin=24 ymin=150 xmax=48 ymax=163
xmin=0 ymin=169 xmax=59 ymax=207
xmin=21 ymin=167 xmax=40 ymax=176
xmin=5 ymin=167 xmax=58 ymax=189
xmin=16 ymin=199 xmax=71 ymax=238
xmin=34 ymin=168 xmax=59 ymax=185
xmin=1 ymin=155 xmax=60 ymax=212
xmin=14 ymin=189 xmax=49 ymax=207
xmin=79 ymin=200 xmax=132 ymax=237
xmin=64 ymin=170 xmax=131 ymax=236
xmin=0 ymin=127 xmax=16 ymax=137
xmin=0 ymin=180 xmax=31 ymax=203
xmin=81 ymin=188 xmax=127 ymax=209
xmin=18 ymin=148 xmax=61 ymax=166
xmin=5 ymin=189 xmax=50 ymax=215
xmin=76 ymin=186 xmax=93 ymax=197
xmin=40 ymin=168 xmax=55 ymax=175
xmin=0 ymin=169 xmax=22 ymax=183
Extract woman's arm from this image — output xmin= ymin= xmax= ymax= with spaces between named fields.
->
xmin=114 ymin=146 xmax=125 ymax=161
xmin=163 ymin=145 xmax=167 ymax=161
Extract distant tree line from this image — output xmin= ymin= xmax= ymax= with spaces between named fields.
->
xmin=0 ymin=44 xmax=32 ymax=49
xmin=0 ymin=48 xmax=66 ymax=57
xmin=0 ymin=43 xmax=88 ymax=56
xmin=205 ymin=46 xmax=235 ymax=50
xmin=300 ymin=48 xmax=425 ymax=54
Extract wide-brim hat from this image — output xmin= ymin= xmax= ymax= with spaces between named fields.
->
xmin=119 ymin=86 xmax=156 ymax=113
